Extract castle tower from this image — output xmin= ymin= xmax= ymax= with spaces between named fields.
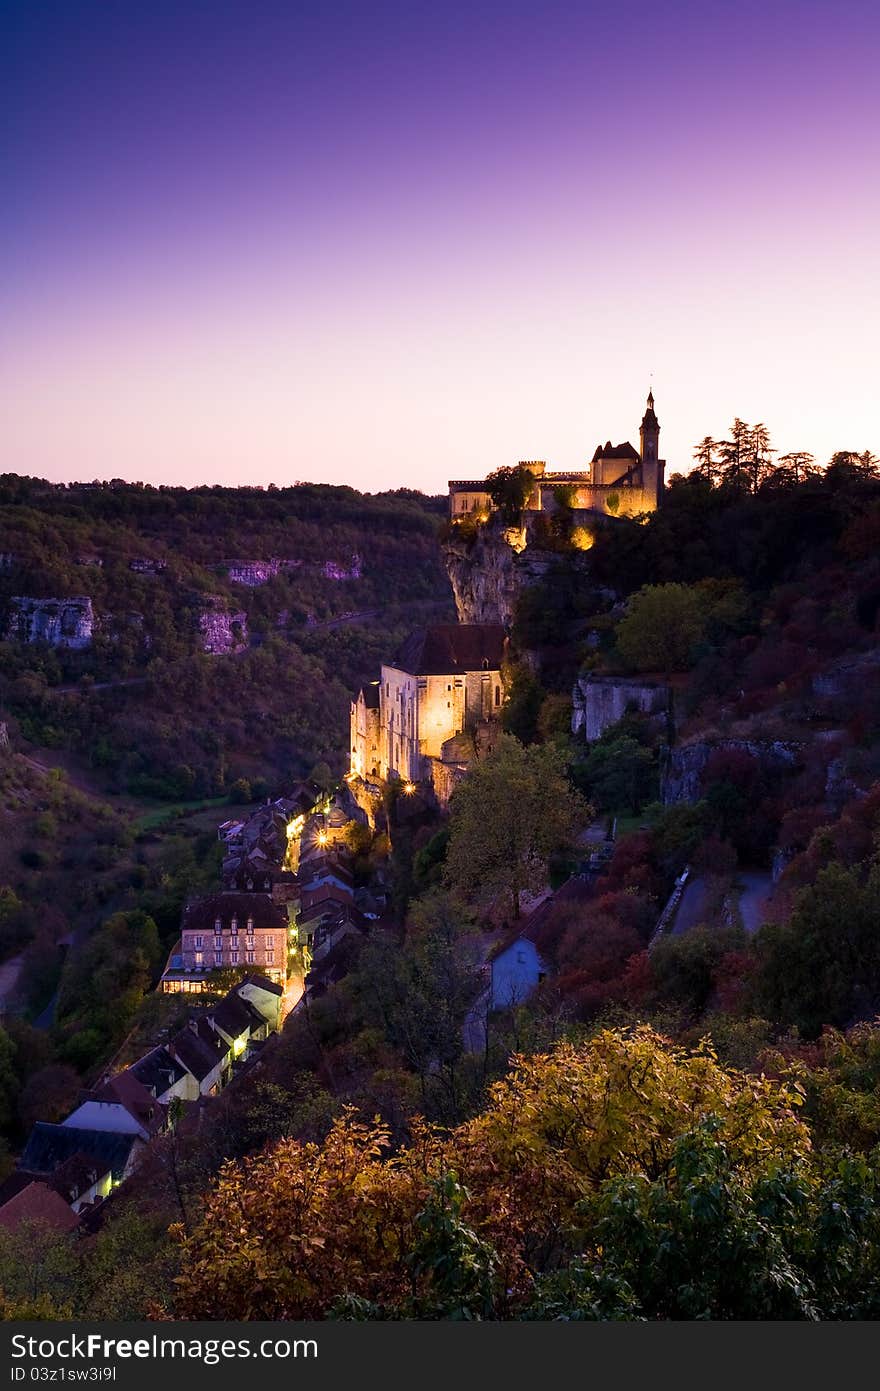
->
xmin=639 ymin=389 xmax=664 ymax=506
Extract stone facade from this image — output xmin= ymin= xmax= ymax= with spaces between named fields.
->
xmin=448 ymin=391 xmax=665 ymax=522
xmin=572 ymin=674 xmax=671 ymax=742
xmin=350 ymin=624 xmax=505 ymax=788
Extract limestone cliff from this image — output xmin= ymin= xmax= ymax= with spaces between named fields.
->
xmin=198 ymin=600 xmax=249 ymax=654
xmin=661 ymin=738 xmax=802 ymax=805
xmin=572 ymin=674 xmax=671 ymax=742
xmin=443 ymin=522 xmax=592 ymax=629
xmin=6 ymin=596 xmax=94 ymax=649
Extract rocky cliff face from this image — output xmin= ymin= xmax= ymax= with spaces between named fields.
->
xmin=198 ymin=601 xmax=248 ymax=654
xmin=661 ymin=738 xmax=802 ymax=805
xmin=443 ymin=524 xmax=590 ymax=628
xmin=6 ymin=596 xmax=94 ymax=649
xmin=572 ymin=675 xmax=671 ymax=742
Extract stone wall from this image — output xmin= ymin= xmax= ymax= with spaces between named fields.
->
xmin=572 ymin=674 xmax=670 ymax=742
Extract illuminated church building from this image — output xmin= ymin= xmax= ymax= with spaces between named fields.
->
xmin=448 ymin=390 xmax=665 ymax=520
xmin=350 ymin=624 xmax=505 ymax=789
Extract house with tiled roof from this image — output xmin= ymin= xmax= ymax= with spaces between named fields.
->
xmin=0 ymin=1172 xmax=80 ymax=1233
xmin=63 ymin=1071 xmax=167 ymax=1142
xmin=175 ymin=891 xmax=288 ymax=988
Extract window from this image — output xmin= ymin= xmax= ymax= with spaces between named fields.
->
xmin=193 ymin=935 xmax=203 ymax=948
xmin=266 ymin=949 xmax=275 ymax=964
xmin=246 ymin=935 xmax=255 ymax=949
xmin=230 ymin=918 xmax=238 ymax=934
xmin=231 ymin=951 xmax=239 ymax=965
xmin=214 ymin=917 xmax=221 ymax=932
xmin=495 ymin=685 xmax=501 ymax=706
xmin=214 ymin=952 xmax=222 ymax=966
xmin=214 ymin=937 xmax=222 ymax=951
xmin=246 ymin=950 xmax=255 ymax=964
xmin=246 ymin=917 xmax=253 ymax=932
xmin=194 ymin=951 xmax=203 ymax=966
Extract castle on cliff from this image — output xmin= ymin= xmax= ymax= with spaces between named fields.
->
xmin=448 ymin=390 xmax=665 ymax=520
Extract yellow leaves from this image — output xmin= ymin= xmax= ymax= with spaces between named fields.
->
xmin=174 ymin=1027 xmax=814 ymax=1319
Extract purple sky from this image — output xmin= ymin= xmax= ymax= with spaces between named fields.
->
xmin=2 ymin=0 xmax=878 ymax=491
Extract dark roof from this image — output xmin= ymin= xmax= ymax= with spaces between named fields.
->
xmin=129 ymin=1046 xmax=188 ymax=1097
xmin=391 ymin=624 xmax=505 ymax=677
xmin=0 ymin=1178 xmax=79 ymax=1233
xmin=237 ymin=973 xmax=283 ymax=997
xmin=94 ymin=1072 xmax=165 ymax=1135
xmin=305 ymin=934 xmax=364 ymax=991
xmin=209 ymin=993 xmax=254 ymax=1039
xmin=591 ymin=440 xmax=641 ymax=463
xmin=20 ymin=1124 xmax=138 ymax=1182
xmin=182 ymin=891 xmax=287 ymax=933
xmin=169 ymin=1025 xmax=228 ymax=1083
xmin=357 ymin=683 xmax=381 ymax=710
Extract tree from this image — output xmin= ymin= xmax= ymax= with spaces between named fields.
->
xmin=776 ymin=451 xmax=816 ymax=486
xmin=747 ymin=422 xmax=776 ymax=493
xmin=615 ymin=583 xmax=708 ymax=675
xmin=754 ymin=861 xmax=880 ymax=1036
xmin=173 ymin=1028 xmax=810 ymax=1320
xmin=691 ymin=436 xmax=719 ymax=486
xmin=716 ymin=418 xmax=752 ymax=490
xmin=444 ymin=734 xmax=588 ymax=918
xmin=577 ymin=735 xmax=656 ymax=815
xmin=485 ymin=465 xmax=536 ymax=523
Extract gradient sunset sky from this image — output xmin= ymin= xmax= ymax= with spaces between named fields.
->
xmin=2 ymin=0 xmax=878 ymax=492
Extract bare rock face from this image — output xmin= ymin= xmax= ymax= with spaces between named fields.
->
xmin=198 ymin=601 xmax=248 ymax=654
xmin=443 ymin=523 xmax=584 ymax=629
xmin=661 ymin=738 xmax=802 ymax=805
xmin=6 ymin=596 xmax=94 ymax=649
xmin=572 ymin=674 xmax=671 ymax=742
xmin=222 ymin=559 xmax=301 ymax=586
xmin=129 ymin=558 xmax=167 ymax=575
xmin=322 ymin=555 xmax=362 ymax=581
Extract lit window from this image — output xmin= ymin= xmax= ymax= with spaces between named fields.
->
xmin=247 ymin=917 xmax=253 ymax=931
xmin=231 ymin=918 xmax=238 ymax=934
xmin=214 ymin=918 xmax=221 ymax=932
xmin=194 ymin=951 xmax=203 ymax=966
xmin=266 ymin=949 xmax=275 ymax=964
xmin=214 ymin=937 xmax=222 ymax=951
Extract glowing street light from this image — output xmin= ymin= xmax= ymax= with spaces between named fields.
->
xmin=315 ymin=829 xmax=329 ymax=847
xmin=403 ymin=781 xmax=416 ymax=796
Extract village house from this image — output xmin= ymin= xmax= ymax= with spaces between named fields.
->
xmin=173 ymin=890 xmax=289 ymax=989
xmin=63 ymin=1072 xmax=167 ymax=1142
xmin=448 ymin=390 xmax=665 ymax=522
xmin=350 ymin=623 xmax=506 ymax=793
xmin=0 ymin=1172 xmax=81 ymax=1234
xmin=19 ymin=1125 xmax=144 ymax=1200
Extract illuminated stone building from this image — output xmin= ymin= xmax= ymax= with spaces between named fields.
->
xmin=350 ymin=623 xmax=506 ymax=788
xmin=448 ymin=389 xmax=665 ymax=521
xmin=179 ymin=891 xmax=288 ymax=985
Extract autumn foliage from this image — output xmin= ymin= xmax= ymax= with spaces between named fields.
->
xmin=174 ymin=1027 xmax=808 ymax=1319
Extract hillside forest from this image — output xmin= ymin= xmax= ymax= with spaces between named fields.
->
xmin=5 ymin=444 xmax=880 ymax=1319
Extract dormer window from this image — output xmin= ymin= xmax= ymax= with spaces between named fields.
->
xmin=231 ymin=918 xmax=238 ymax=934
xmin=214 ymin=917 xmax=221 ymax=932
xmin=246 ymin=917 xmax=254 ymax=932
